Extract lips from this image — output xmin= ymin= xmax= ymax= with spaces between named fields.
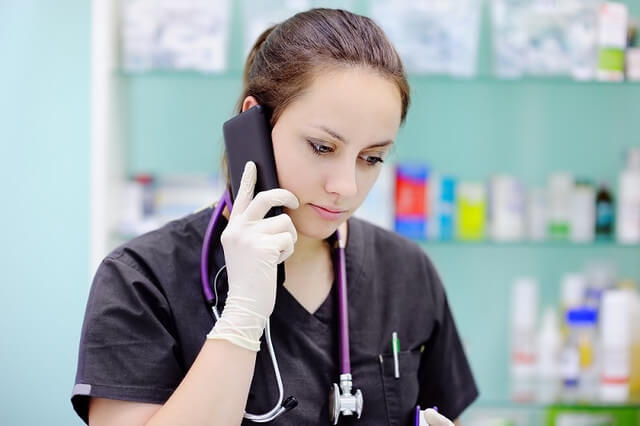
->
xmin=312 ymin=204 xmax=346 ymax=214
xmin=309 ymin=204 xmax=348 ymax=220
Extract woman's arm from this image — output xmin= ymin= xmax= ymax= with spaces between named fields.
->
xmin=89 ymin=339 xmax=257 ymax=426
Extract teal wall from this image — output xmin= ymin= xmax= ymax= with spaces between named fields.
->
xmin=0 ymin=1 xmax=90 ymax=425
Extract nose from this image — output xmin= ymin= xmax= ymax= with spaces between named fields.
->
xmin=324 ymin=158 xmax=358 ymax=199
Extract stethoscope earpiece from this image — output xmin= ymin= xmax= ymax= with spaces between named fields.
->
xmin=282 ymin=396 xmax=298 ymax=412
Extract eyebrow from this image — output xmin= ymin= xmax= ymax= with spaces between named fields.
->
xmin=312 ymin=125 xmax=394 ymax=149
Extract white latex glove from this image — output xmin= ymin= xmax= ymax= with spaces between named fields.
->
xmin=207 ymin=161 xmax=299 ymax=351
xmin=420 ymin=408 xmax=454 ymax=426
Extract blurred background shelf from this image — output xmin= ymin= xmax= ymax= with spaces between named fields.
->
xmin=119 ymin=69 xmax=640 ymax=86
xmin=99 ymin=0 xmax=640 ymax=422
xmin=472 ymin=399 xmax=640 ymax=409
xmin=420 ymin=240 xmax=640 ymax=248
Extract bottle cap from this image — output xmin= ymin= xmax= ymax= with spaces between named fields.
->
xmin=566 ymin=307 xmax=598 ymax=325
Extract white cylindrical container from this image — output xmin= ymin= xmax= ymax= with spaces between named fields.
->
xmin=548 ymin=173 xmax=574 ymax=240
xmin=627 ymin=48 xmax=640 ymax=81
xmin=596 ymin=2 xmax=628 ymax=82
xmin=510 ymin=277 xmax=539 ymax=402
xmin=600 ymin=290 xmax=631 ymax=402
xmin=490 ymin=175 xmax=526 ymax=242
xmin=562 ymin=273 xmax=586 ymax=311
xmin=527 ymin=188 xmax=547 ymax=241
xmin=570 ymin=181 xmax=596 ymax=243
xmin=584 ymin=261 xmax=617 ymax=310
xmin=536 ymin=307 xmax=561 ymax=403
xmin=617 ymin=148 xmax=640 ymax=244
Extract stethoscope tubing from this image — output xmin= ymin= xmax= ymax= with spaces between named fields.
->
xmin=200 ymin=190 xmax=231 ymax=305
xmin=200 ymin=189 xmax=353 ymax=423
xmin=201 ymin=189 xmax=288 ymax=422
xmin=335 ymin=232 xmax=351 ymax=375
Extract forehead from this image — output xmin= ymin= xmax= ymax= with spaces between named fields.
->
xmin=280 ymin=66 xmax=402 ymax=144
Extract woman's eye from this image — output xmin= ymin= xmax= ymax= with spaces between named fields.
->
xmin=362 ymin=155 xmax=384 ymax=166
xmin=308 ymin=141 xmax=334 ymax=155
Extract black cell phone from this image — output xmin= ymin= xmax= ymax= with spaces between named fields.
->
xmin=223 ymin=104 xmax=286 ymax=285
xmin=223 ymin=105 xmax=281 ymax=208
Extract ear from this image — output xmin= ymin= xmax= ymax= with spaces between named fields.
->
xmin=241 ymin=96 xmax=259 ymax=113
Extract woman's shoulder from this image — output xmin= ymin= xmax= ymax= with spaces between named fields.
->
xmin=348 ymin=217 xmax=446 ymax=310
xmin=104 ymin=207 xmax=213 ymax=273
xmin=349 ymin=216 xmax=430 ymax=261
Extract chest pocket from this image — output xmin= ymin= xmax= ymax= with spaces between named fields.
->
xmin=378 ymin=349 xmax=423 ymax=426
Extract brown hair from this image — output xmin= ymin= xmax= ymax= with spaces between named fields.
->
xmin=238 ymin=8 xmax=410 ymax=125
xmin=222 ymin=8 xmax=410 ymax=186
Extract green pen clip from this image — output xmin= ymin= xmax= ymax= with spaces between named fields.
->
xmin=391 ymin=331 xmax=400 ymax=379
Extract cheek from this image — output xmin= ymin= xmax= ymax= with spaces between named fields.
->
xmin=272 ymin=137 xmax=315 ymax=196
xmin=355 ymin=169 xmax=380 ymax=202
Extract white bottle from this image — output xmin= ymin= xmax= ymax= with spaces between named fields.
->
xmin=490 ymin=175 xmax=525 ymax=242
xmin=617 ymin=148 xmax=640 ymax=244
xmin=548 ymin=173 xmax=574 ymax=240
xmin=536 ymin=307 xmax=561 ymax=403
xmin=596 ymin=2 xmax=628 ymax=82
xmin=527 ymin=188 xmax=547 ymax=241
xmin=510 ymin=277 xmax=539 ymax=402
xmin=584 ymin=261 xmax=617 ymax=310
xmin=600 ymin=290 xmax=631 ymax=402
xmin=570 ymin=181 xmax=596 ymax=243
xmin=562 ymin=273 xmax=586 ymax=310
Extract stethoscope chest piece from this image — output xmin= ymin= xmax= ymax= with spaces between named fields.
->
xmin=329 ymin=374 xmax=363 ymax=424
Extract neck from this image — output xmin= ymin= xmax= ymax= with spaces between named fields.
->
xmin=287 ymin=232 xmax=329 ymax=267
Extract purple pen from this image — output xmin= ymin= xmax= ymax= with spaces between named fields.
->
xmin=414 ymin=405 xmax=421 ymax=426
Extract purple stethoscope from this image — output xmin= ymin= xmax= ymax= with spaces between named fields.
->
xmin=200 ymin=189 xmax=363 ymax=424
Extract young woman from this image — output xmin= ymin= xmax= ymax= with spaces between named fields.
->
xmin=72 ymin=8 xmax=477 ymax=426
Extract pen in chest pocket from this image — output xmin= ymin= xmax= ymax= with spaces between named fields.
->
xmin=391 ymin=331 xmax=400 ymax=379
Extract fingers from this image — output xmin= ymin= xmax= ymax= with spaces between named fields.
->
xmin=243 ymin=188 xmax=299 ymax=221
xmin=422 ymin=409 xmax=453 ymax=426
xmin=270 ymin=232 xmax=296 ymax=263
xmin=254 ymin=214 xmax=297 ymax=243
xmin=230 ymin=161 xmax=257 ymax=219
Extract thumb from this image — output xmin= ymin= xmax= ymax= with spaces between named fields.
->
xmin=421 ymin=408 xmax=454 ymax=426
xmin=230 ymin=161 xmax=257 ymax=218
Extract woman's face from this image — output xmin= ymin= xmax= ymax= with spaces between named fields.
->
xmin=269 ymin=67 xmax=402 ymax=240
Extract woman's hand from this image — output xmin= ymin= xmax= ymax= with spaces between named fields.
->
xmin=208 ymin=161 xmax=299 ymax=351
xmin=420 ymin=408 xmax=454 ymax=426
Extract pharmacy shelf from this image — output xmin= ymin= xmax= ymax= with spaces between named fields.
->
xmin=118 ymin=69 xmax=640 ymax=86
xmin=463 ymin=400 xmax=640 ymax=426
xmin=419 ymin=240 xmax=640 ymax=248
xmin=473 ymin=399 xmax=640 ymax=409
xmin=117 ymin=69 xmax=242 ymax=80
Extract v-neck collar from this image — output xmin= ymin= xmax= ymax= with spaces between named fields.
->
xmin=206 ymin=210 xmax=370 ymax=330
xmin=273 ymin=217 xmax=368 ymax=329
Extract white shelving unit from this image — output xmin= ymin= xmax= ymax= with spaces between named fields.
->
xmin=90 ymin=0 xmax=126 ymax=275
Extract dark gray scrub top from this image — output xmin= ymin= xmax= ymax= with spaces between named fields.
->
xmin=72 ymin=207 xmax=478 ymax=425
